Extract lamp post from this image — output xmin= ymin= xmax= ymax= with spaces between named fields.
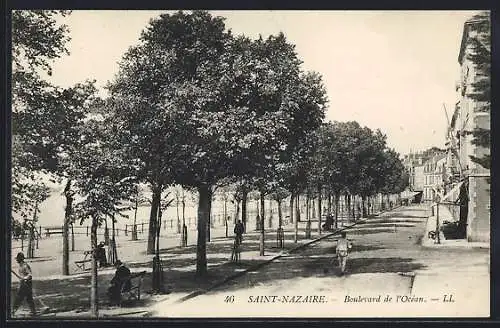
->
xmin=434 ymin=195 xmax=441 ymax=244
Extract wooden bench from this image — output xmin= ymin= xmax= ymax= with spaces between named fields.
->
xmin=120 ymin=271 xmax=147 ymax=306
xmin=45 ymin=227 xmax=64 ymax=237
xmin=74 ymin=251 xmax=92 ymax=272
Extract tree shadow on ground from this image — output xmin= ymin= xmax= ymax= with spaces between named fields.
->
xmin=347 ymin=257 xmax=426 ymax=274
xmin=354 ymin=223 xmax=418 ymax=229
xmin=211 ymin=253 xmax=425 ymax=294
xmin=347 ymin=228 xmax=397 ymax=235
xmin=364 ymin=219 xmax=424 ymax=225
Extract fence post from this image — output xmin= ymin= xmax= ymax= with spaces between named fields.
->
xmin=86 ymin=226 xmax=89 ymax=236
xmin=125 ymin=225 xmax=128 ymax=236
xmin=142 ymin=223 xmax=144 ymax=233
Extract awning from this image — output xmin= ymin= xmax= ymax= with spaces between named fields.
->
xmin=432 ymin=181 xmax=464 ymax=204
xmin=400 ymin=191 xmax=421 ymax=200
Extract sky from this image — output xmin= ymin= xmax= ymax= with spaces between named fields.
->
xmin=45 ymin=10 xmax=480 ymax=155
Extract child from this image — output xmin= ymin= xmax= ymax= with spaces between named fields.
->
xmin=336 ymin=232 xmax=352 ymax=275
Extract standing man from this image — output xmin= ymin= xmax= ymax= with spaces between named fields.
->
xmin=234 ymin=219 xmax=245 ymax=245
xmin=12 ymin=252 xmax=36 ymax=317
xmin=335 ymin=232 xmax=353 ymax=275
xmin=96 ymin=241 xmax=108 ymax=268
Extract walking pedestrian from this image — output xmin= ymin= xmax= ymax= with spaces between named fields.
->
xmin=11 ymin=252 xmax=37 ymax=317
xmin=234 ymin=219 xmax=244 ymax=245
xmin=335 ymin=232 xmax=352 ymax=275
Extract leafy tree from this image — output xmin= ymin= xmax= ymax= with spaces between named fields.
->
xmin=71 ymin=116 xmax=137 ymax=318
xmin=466 ymin=12 xmax=490 ymax=172
xmin=11 ymin=10 xmax=101 ymax=275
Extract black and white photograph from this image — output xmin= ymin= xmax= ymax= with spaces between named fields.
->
xmin=7 ymin=9 xmax=491 ymax=319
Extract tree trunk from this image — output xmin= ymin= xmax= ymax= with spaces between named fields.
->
xmin=260 ymin=191 xmax=265 ymax=256
xmin=334 ymin=193 xmax=339 ymax=228
xmin=306 ymin=193 xmax=310 ymax=222
xmin=296 ymin=194 xmax=301 ymax=222
xmin=104 ymin=218 xmax=110 ymax=245
xmin=153 ymin=203 xmax=163 ymax=292
xmin=351 ymin=195 xmax=355 ymax=219
xmin=181 ymin=192 xmax=187 ymax=247
xmin=362 ymin=196 xmax=367 ymax=218
xmin=327 ymin=189 xmax=332 ymax=215
xmin=176 ymin=194 xmax=181 ymax=234
xmin=223 ymin=195 xmax=228 ymax=238
xmin=289 ymin=193 xmax=294 ymax=225
xmin=294 ymin=193 xmax=300 ymax=243
xmin=62 ymin=179 xmax=72 ymax=276
xmin=71 ymin=222 xmax=75 ymax=252
xmin=234 ymin=197 xmax=241 ymax=225
xmin=277 ymin=199 xmax=283 ymax=228
xmin=311 ymin=197 xmax=316 ymax=220
xmin=207 ymin=191 xmax=213 ymax=242
xmin=147 ymin=186 xmax=161 ymax=255
xmin=196 ymin=185 xmax=212 ymax=277
xmin=242 ymin=189 xmax=248 ymax=230
xmin=344 ymin=194 xmax=349 ymax=224
xmin=27 ymin=224 xmax=34 ymax=259
xmin=132 ymin=195 xmax=138 ymax=241
xmin=90 ymin=215 xmax=99 ymax=318
xmin=317 ymin=186 xmax=322 ymax=235
xmin=27 ymin=202 xmax=38 ymax=258
xmin=110 ymin=215 xmax=117 ymax=265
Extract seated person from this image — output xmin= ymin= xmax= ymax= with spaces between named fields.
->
xmin=107 ymin=260 xmax=131 ymax=305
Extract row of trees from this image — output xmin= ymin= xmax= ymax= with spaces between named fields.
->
xmin=11 ymin=10 xmax=408 ymax=317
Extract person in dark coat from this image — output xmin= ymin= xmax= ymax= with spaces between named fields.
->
xmin=234 ymin=220 xmax=245 ymax=245
xmin=107 ymin=260 xmax=131 ymax=305
xmin=96 ymin=242 xmax=107 ymax=268
xmin=322 ymin=213 xmax=333 ymax=231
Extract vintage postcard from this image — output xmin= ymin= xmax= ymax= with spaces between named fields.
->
xmin=8 ymin=9 xmax=490 ymax=319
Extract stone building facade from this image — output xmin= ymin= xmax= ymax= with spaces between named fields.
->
xmin=447 ymin=12 xmax=490 ymax=242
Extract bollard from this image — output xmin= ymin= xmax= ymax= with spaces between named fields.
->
xmin=142 ymin=223 xmax=144 ymax=233
xmin=86 ymin=226 xmax=89 ymax=236
xmin=125 ymin=225 xmax=128 ymax=236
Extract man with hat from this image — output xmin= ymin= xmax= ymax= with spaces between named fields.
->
xmin=96 ymin=241 xmax=108 ymax=268
xmin=11 ymin=252 xmax=36 ymax=316
xmin=107 ymin=260 xmax=131 ymax=305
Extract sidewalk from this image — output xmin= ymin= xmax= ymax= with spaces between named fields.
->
xmin=421 ymin=214 xmax=489 ymax=249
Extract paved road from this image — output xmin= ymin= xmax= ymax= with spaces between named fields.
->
xmin=151 ymin=205 xmax=489 ymax=318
